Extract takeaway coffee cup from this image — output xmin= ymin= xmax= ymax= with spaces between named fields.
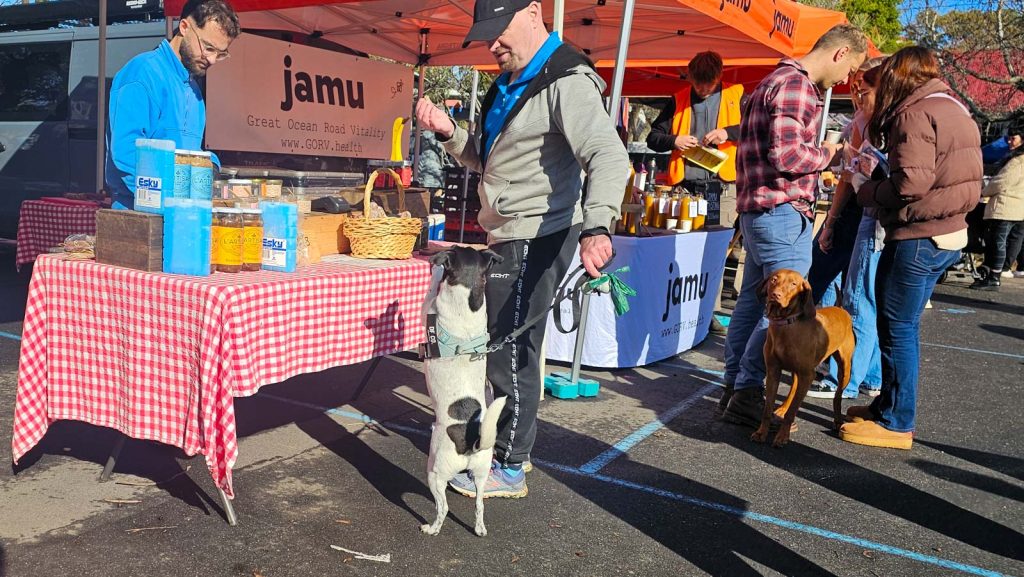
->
xmin=824 ymin=130 xmax=842 ymax=144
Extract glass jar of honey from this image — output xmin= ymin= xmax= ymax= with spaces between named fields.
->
xmin=217 ymin=208 xmax=243 ymax=273
xmin=241 ymin=208 xmax=263 ymax=272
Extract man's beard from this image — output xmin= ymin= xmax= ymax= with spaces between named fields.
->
xmin=180 ymin=40 xmax=209 ymax=77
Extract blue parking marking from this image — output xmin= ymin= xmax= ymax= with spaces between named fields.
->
xmin=0 ymin=330 xmax=22 ymax=341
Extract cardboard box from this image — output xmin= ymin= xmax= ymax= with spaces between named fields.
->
xmin=95 ymin=209 xmax=163 ymax=272
xmin=300 ymin=212 xmax=349 ymax=256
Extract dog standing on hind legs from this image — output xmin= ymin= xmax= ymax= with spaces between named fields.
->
xmin=420 ymin=246 xmax=507 ymax=537
xmin=751 ymin=269 xmax=855 ymax=447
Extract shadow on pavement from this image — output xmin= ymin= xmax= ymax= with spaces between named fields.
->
xmin=907 ymin=458 xmax=1024 ymax=502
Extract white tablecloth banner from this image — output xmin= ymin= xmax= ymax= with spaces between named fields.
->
xmin=545 ymin=228 xmax=732 ymax=368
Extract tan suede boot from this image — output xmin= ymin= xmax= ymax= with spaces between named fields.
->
xmin=839 ymin=420 xmax=913 ymax=449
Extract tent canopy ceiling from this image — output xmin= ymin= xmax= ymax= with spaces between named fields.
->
xmin=167 ymin=0 xmax=860 ymax=67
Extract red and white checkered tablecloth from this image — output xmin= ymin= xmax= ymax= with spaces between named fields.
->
xmin=12 ymin=254 xmax=432 ymax=497
xmin=15 ymin=200 xmax=99 ymax=269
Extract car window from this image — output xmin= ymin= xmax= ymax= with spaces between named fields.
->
xmin=0 ymin=41 xmax=70 ymax=121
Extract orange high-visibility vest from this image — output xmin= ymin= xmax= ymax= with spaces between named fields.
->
xmin=668 ymin=82 xmax=743 ymax=184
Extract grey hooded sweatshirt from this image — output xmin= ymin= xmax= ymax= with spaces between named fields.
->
xmin=440 ymin=45 xmax=629 ymax=243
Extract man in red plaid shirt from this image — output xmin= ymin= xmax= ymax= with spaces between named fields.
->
xmin=720 ymin=24 xmax=869 ymax=429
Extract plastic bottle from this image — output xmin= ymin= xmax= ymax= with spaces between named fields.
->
xmin=260 ymin=201 xmax=298 ymax=272
xmin=646 ymin=158 xmax=658 ymax=192
xmin=241 ymin=208 xmax=263 ymax=272
xmin=654 ymin=190 xmax=670 ymax=228
xmin=693 ymin=192 xmax=707 ymax=230
xmin=678 ymin=191 xmax=695 ymax=232
xmin=162 ymin=199 xmax=212 ymax=276
xmin=667 ymin=191 xmax=682 ymax=230
xmin=133 ymin=138 xmax=176 ymax=214
xmin=217 ymin=208 xmax=243 ymax=273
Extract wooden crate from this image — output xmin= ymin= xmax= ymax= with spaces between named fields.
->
xmin=300 ymin=212 xmax=349 ymax=256
xmin=95 ymin=209 xmax=163 ymax=272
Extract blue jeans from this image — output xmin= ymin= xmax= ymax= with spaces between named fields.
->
xmin=869 ymin=238 xmax=960 ymax=432
xmin=725 ymin=203 xmax=813 ymax=391
xmin=821 ymin=215 xmax=883 ymax=393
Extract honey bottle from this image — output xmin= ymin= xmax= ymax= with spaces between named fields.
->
xmin=217 ymin=208 xmax=244 ymax=273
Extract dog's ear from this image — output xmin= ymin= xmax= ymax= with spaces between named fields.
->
xmin=799 ymin=278 xmax=815 ymax=318
xmin=756 ymin=277 xmax=770 ymax=304
xmin=480 ymin=249 xmax=503 ymax=269
xmin=430 ymin=249 xmax=452 ymax=269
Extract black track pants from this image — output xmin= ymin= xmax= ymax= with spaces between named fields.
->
xmin=486 ymin=224 xmax=581 ymax=465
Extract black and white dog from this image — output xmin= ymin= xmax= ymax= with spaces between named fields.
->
xmin=420 ymin=246 xmax=506 ymax=537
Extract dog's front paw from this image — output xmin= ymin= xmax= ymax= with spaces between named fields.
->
xmin=750 ymin=427 xmax=769 ymax=443
xmin=474 ymin=522 xmax=487 ymax=537
xmin=772 ymin=427 xmax=791 ymax=448
xmin=421 ymin=523 xmax=441 ymax=535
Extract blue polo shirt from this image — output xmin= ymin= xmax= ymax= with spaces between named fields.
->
xmin=482 ymin=32 xmax=563 ymax=161
xmin=105 ymin=39 xmax=218 ymax=209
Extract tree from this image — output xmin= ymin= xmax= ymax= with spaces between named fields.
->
xmin=801 ymin=0 xmax=903 ymax=52
xmin=905 ymin=0 xmax=1024 ymax=126
xmin=419 ymin=66 xmax=494 ymax=127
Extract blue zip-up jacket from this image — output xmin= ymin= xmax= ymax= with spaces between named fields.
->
xmin=105 ymin=39 xmax=218 ymax=209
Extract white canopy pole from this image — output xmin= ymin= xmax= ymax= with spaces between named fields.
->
xmin=606 ymin=0 xmax=635 ymax=123
xmin=553 ymin=0 xmax=565 ymax=38
xmin=458 ymin=68 xmax=480 ymax=243
xmin=95 ymin=0 xmax=108 ymax=193
xmin=412 ymin=29 xmax=428 ymax=181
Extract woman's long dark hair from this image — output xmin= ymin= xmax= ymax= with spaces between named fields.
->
xmin=867 ymin=46 xmax=941 ymax=151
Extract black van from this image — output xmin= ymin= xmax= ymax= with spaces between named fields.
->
xmin=0 ymin=21 xmax=166 ymax=238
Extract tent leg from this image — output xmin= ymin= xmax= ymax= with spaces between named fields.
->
xmin=99 ymin=434 xmax=126 ymax=482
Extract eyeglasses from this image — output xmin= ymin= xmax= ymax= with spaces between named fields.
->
xmin=188 ymin=21 xmax=231 ymax=62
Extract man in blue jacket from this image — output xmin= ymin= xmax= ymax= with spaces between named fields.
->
xmin=105 ymin=0 xmax=239 ymax=209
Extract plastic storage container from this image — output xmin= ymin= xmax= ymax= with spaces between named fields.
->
xmin=260 ymin=201 xmax=298 ymax=272
xmin=162 ymin=199 xmax=212 ymax=276
xmin=134 ymin=138 xmax=176 ymax=214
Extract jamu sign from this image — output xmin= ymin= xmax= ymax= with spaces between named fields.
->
xmin=207 ymin=33 xmax=411 ymax=160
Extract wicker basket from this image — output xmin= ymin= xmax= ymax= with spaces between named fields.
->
xmin=345 ymin=168 xmax=422 ymax=259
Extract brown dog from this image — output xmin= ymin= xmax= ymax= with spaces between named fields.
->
xmin=751 ymin=269 xmax=855 ymax=447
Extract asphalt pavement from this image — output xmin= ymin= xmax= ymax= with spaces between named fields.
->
xmin=0 ymin=245 xmax=1021 ymax=577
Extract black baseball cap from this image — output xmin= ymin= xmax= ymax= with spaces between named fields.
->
xmin=462 ymin=0 xmax=535 ymax=48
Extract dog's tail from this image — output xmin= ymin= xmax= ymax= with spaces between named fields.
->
xmin=474 ymin=396 xmax=508 ymax=452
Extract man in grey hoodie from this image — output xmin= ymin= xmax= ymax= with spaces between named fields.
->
xmin=415 ymin=0 xmax=629 ymax=498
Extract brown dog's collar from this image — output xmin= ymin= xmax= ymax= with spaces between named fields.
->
xmin=768 ymin=313 xmax=803 ymax=326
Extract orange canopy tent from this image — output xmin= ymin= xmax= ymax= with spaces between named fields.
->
xmin=165 ymin=0 xmax=871 ymax=68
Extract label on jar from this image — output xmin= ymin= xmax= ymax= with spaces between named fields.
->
xmin=211 ymin=225 xmax=221 ymax=266
xmin=698 ymin=199 xmax=708 ymax=216
xmin=243 ymin=226 xmax=263 ymax=264
xmin=688 ymin=201 xmax=699 ymax=218
xmin=219 ymin=228 xmax=243 ymax=266
xmin=190 ymin=166 xmax=214 ymax=200
xmin=262 ymin=237 xmax=287 ymax=267
xmin=173 ymin=162 xmax=191 ymax=198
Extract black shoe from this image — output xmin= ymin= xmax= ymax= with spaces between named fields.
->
xmin=969 ymin=275 xmax=1000 ymax=291
xmin=709 ymin=316 xmax=728 ymax=336
xmin=722 ymin=388 xmax=765 ymax=429
xmin=715 ymin=384 xmax=734 ymax=418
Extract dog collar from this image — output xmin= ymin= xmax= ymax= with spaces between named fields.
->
xmin=768 ymin=314 xmax=804 ymax=326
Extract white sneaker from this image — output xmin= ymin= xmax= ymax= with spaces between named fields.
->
xmin=1014 ymin=271 xmax=1024 ymax=278
xmin=1001 ymin=271 xmax=1014 ymax=279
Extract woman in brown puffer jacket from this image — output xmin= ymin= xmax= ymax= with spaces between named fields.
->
xmin=841 ymin=46 xmax=983 ymax=449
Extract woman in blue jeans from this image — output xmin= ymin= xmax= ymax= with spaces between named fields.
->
xmin=844 ymin=47 xmax=983 ymax=449
xmin=810 ymin=63 xmax=884 ymax=399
